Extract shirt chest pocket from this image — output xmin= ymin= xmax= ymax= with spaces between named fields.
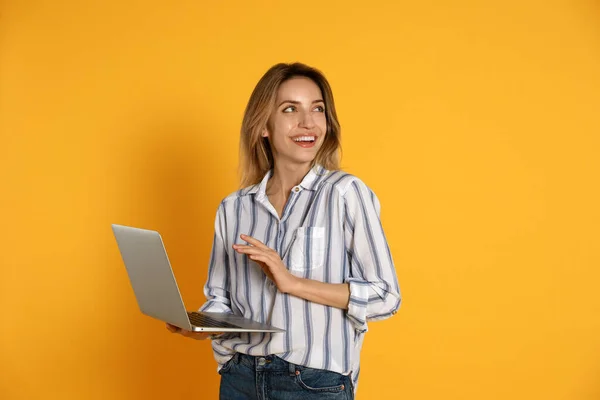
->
xmin=288 ymin=226 xmax=325 ymax=271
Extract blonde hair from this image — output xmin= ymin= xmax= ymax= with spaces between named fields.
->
xmin=239 ymin=63 xmax=341 ymax=187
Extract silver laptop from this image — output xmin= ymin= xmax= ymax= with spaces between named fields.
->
xmin=112 ymin=224 xmax=284 ymax=333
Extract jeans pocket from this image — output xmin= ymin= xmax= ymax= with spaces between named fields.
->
xmin=289 ymin=226 xmax=325 ymax=271
xmin=218 ymin=357 xmax=235 ymax=375
xmin=295 ymin=367 xmax=347 ymax=393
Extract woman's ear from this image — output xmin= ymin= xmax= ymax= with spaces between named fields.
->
xmin=261 ymin=128 xmax=269 ymax=138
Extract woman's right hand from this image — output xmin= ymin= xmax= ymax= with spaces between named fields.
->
xmin=166 ymin=323 xmax=222 ymax=340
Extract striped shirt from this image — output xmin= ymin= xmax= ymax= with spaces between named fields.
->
xmin=199 ymin=164 xmax=401 ymax=389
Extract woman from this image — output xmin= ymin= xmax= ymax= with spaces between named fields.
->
xmin=167 ymin=62 xmax=401 ymax=399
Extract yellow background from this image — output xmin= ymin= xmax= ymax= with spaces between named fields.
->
xmin=1 ymin=1 xmax=599 ymax=399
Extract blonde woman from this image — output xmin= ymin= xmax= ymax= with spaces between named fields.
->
xmin=167 ymin=63 xmax=401 ymax=399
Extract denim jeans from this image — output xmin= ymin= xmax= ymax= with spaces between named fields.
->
xmin=219 ymin=353 xmax=354 ymax=400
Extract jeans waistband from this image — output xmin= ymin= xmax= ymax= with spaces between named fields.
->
xmin=232 ymin=353 xmax=298 ymax=375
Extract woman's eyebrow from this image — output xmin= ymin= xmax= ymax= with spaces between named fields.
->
xmin=277 ymin=99 xmax=325 ymax=107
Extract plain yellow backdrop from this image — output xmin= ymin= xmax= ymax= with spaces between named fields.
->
xmin=1 ymin=1 xmax=599 ymax=399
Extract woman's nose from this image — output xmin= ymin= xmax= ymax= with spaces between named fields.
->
xmin=298 ymin=111 xmax=316 ymax=128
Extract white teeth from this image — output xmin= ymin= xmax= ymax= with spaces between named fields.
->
xmin=293 ymin=136 xmax=315 ymax=142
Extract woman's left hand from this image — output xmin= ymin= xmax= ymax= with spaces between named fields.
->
xmin=233 ymin=234 xmax=299 ymax=294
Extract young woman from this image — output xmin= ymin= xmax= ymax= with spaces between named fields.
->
xmin=167 ymin=62 xmax=401 ymax=399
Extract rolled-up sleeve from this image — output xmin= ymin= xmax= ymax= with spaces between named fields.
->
xmin=199 ymin=202 xmax=233 ymax=314
xmin=343 ymin=179 xmax=401 ymax=332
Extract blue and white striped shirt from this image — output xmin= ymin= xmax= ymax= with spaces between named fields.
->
xmin=199 ymin=165 xmax=401 ymax=388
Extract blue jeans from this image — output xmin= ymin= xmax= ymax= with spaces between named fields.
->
xmin=219 ymin=353 xmax=354 ymax=400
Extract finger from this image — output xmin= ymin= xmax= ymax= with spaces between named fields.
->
xmin=249 ymin=254 xmax=270 ymax=264
xmin=234 ymin=246 xmax=265 ymax=256
xmin=234 ymin=244 xmax=276 ymax=258
xmin=240 ymin=234 xmax=269 ymax=249
xmin=232 ymin=244 xmax=256 ymax=250
xmin=179 ymin=329 xmax=191 ymax=337
xmin=191 ymin=332 xmax=220 ymax=340
xmin=184 ymin=331 xmax=203 ymax=339
xmin=166 ymin=323 xmax=180 ymax=333
xmin=209 ymin=333 xmax=226 ymax=340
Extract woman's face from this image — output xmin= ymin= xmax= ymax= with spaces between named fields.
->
xmin=263 ymin=76 xmax=327 ymax=167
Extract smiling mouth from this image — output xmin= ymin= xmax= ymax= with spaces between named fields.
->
xmin=291 ymin=135 xmax=317 ymax=148
xmin=292 ymin=135 xmax=316 ymax=143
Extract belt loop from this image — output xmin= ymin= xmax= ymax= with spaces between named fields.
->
xmin=288 ymin=359 xmax=296 ymax=376
xmin=232 ymin=352 xmax=240 ymax=364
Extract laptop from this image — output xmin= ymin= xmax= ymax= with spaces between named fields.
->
xmin=112 ymin=224 xmax=285 ymax=333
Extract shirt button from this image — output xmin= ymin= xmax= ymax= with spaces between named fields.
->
xmin=294 ymin=187 xmax=300 ymax=192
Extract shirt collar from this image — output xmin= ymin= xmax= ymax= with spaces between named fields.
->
xmin=248 ymin=164 xmax=329 ymax=197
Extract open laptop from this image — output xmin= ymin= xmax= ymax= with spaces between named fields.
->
xmin=112 ymin=224 xmax=284 ymax=333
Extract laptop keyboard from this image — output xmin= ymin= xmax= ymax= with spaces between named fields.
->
xmin=187 ymin=312 xmax=241 ymax=329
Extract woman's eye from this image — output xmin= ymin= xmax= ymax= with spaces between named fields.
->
xmin=314 ymin=105 xmax=325 ymax=112
xmin=283 ymin=106 xmax=295 ymax=113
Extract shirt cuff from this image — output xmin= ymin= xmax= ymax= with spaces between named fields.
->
xmin=199 ymin=300 xmax=233 ymax=314
xmin=346 ymin=279 xmax=369 ymax=332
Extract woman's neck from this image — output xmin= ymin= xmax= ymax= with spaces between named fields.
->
xmin=266 ymin=162 xmax=312 ymax=198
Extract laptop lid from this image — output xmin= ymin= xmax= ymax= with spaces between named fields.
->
xmin=112 ymin=224 xmax=194 ymax=330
